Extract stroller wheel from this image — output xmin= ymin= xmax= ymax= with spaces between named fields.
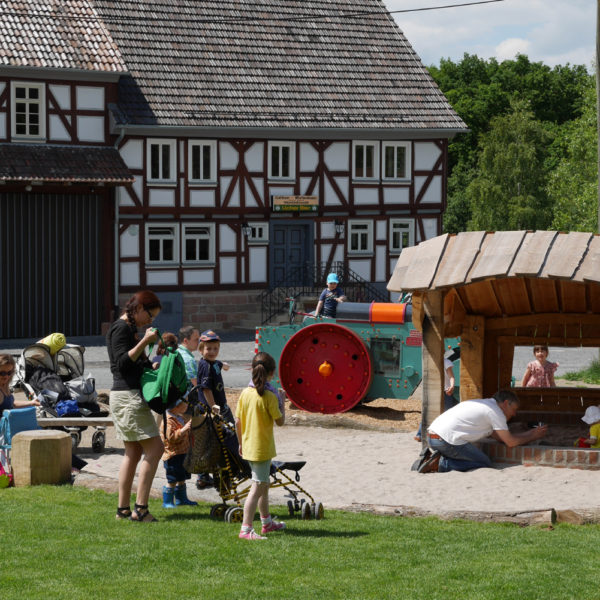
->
xmin=91 ymin=430 xmax=105 ymax=453
xmin=70 ymin=431 xmax=81 ymax=450
xmin=210 ymin=504 xmax=227 ymax=520
xmin=311 ymin=501 xmax=324 ymax=520
xmin=301 ymin=502 xmax=311 ymax=520
xmin=287 ymin=500 xmax=295 ymax=516
xmin=225 ymin=506 xmax=244 ymax=523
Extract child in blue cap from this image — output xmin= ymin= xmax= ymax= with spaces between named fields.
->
xmin=315 ymin=273 xmax=347 ymax=318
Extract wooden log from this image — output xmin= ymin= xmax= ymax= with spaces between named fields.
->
xmin=460 ymin=315 xmax=485 ymax=400
xmin=11 ymin=429 xmax=71 ymax=487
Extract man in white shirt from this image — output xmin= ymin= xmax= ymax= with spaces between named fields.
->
xmin=419 ymin=389 xmax=548 ymax=473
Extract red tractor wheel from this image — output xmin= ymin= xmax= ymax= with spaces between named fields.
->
xmin=279 ymin=323 xmax=373 ymax=414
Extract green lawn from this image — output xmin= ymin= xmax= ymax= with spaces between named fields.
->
xmin=563 ymin=359 xmax=600 ymax=385
xmin=1 ymin=486 xmax=595 ymax=599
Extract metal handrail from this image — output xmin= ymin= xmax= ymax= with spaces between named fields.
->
xmin=259 ymin=261 xmax=389 ymax=324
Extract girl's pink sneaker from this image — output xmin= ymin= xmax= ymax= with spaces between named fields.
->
xmin=261 ymin=519 xmax=286 ymax=534
xmin=239 ymin=528 xmax=266 ymax=540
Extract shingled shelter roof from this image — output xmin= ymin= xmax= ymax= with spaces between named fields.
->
xmin=388 ymin=230 xmax=600 ymax=319
xmin=88 ymin=0 xmax=467 ymax=130
xmin=0 ymin=1 xmax=126 ymax=72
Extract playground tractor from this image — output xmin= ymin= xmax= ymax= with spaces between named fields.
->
xmin=254 ymin=300 xmax=459 ymax=414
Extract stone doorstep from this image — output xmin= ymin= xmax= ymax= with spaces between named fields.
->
xmin=481 ymin=440 xmax=600 ymax=470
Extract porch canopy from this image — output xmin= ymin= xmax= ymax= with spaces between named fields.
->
xmin=387 ymin=230 xmax=600 ymax=432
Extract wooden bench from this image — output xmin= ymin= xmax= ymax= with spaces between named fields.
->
xmin=513 ymin=387 xmax=600 ymax=425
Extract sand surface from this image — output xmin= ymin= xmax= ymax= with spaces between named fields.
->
xmin=70 ymin=388 xmax=600 ymax=518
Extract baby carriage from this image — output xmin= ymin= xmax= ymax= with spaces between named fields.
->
xmin=12 ymin=342 xmax=108 ymax=451
xmin=184 ymin=389 xmax=324 ymax=523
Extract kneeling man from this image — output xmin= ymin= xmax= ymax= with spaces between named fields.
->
xmin=421 ymin=389 xmax=547 ymax=473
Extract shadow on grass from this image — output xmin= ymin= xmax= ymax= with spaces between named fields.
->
xmin=160 ymin=512 xmax=214 ymax=522
xmin=282 ymin=528 xmax=368 ymax=538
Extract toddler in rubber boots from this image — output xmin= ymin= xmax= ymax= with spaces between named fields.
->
xmin=160 ymin=398 xmax=198 ymax=508
xmin=235 ymin=352 xmax=286 ymax=540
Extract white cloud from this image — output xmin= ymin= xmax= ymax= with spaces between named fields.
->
xmin=495 ymin=38 xmax=531 ymax=62
xmin=383 ymin=0 xmax=594 ymax=69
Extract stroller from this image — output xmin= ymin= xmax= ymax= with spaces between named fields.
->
xmin=184 ymin=389 xmax=324 ymax=523
xmin=12 ymin=342 xmax=108 ymax=452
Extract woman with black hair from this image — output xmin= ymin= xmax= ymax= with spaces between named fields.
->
xmin=106 ymin=290 xmax=164 ymax=522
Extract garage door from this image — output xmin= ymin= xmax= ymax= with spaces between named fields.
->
xmin=0 ymin=192 xmax=105 ymax=338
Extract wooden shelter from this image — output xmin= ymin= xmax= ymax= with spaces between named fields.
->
xmin=387 ymin=230 xmax=600 ymax=434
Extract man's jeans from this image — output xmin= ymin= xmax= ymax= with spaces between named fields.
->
xmin=428 ymin=436 xmax=493 ymax=472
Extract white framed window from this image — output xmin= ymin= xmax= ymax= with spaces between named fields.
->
xmin=389 ymin=219 xmax=415 ymax=254
xmin=146 ymin=223 xmax=178 ymax=264
xmin=382 ymin=142 xmax=411 ymax=181
xmin=268 ymin=141 xmax=295 ymax=180
xmin=11 ymin=82 xmax=46 ymax=140
xmin=146 ymin=139 xmax=176 ymax=183
xmin=188 ymin=140 xmax=216 ymax=183
xmin=352 ymin=141 xmax=378 ymax=180
xmin=182 ymin=223 xmax=215 ymax=264
xmin=246 ymin=222 xmax=269 ymax=245
xmin=348 ymin=220 xmax=374 ymax=254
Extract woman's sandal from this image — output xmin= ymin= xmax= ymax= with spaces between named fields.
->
xmin=115 ymin=506 xmax=132 ymax=520
xmin=130 ymin=504 xmax=158 ymax=523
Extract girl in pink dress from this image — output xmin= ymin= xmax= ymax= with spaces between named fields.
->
xmin=521 ymin=345 xmax=558 ymax=387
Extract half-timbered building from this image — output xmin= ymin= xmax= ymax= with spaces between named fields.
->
xmin=0 ymin=0 xmax=467 ymax=338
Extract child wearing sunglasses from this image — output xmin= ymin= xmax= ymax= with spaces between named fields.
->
xmin=0 ymin=353 xmax=40 ymax=419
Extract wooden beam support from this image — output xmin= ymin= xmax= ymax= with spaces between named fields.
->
xmin=420 ymin=290 xmax=445 ymax=446
xmin=460 ymin=315 xmax=485 ymax=400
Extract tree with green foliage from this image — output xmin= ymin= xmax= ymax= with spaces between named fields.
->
xmin=548 ymin=85 xmax=598 ymax=232
xmin=466 ymin=100 xmax=554 ymax=231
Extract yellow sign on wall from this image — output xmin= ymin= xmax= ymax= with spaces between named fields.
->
xmin=272 ymin=195 xmax=318 ymax=212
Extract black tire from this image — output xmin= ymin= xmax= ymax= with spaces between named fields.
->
xmin=287 ymin=500 xmax=295 ymax=516
xmin=91 ymin=430 xmax=105 ymax=453
xmin=210 ymin=504 xmax=227 ymax=520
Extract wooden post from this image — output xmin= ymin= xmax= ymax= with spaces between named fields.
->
xmin=421 ymin=290 xmax=445 ymax=446
xmin=460 ymin=315 xmax=485 ymax=400
xmin=498 ymin=339 xmax=515 ymax=389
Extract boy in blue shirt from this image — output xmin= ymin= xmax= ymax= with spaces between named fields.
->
xmin=315 ymin=273 xmax=346 ymax=318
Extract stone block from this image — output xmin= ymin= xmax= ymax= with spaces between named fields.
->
xmin=11 ymin=430 xmax=71 ymax=486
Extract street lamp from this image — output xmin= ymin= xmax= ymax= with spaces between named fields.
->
xmin=334 ymin=219 xmax=345 ymax=235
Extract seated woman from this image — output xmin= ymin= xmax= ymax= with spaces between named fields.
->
xmin=0 ymin=354 xmax=40 ymax=418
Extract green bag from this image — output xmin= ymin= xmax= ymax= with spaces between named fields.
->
xmin=140 ymin=332 xmax=189 ymax=414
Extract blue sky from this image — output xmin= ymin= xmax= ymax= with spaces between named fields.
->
xmin=383 ymin=0 xmax=595 ymax=70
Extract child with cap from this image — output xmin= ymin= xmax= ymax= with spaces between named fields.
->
xmin=577 ymin=405 xmax=600 ymax=448
xmin=195 ymin=329 xmax=233 ymax=488
xmin=315 ymin=272 xmax=346 ymax=318
xmin=160 ymin=397 xmax=198 ymax=508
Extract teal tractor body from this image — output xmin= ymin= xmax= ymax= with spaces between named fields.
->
xmin=255 ymin=300 xmax=459 ymax=414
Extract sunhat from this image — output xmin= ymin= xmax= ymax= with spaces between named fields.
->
xmin=200 ymin=330 xmax=220 ymax=342
xmin=582 ymin=405 xmax=600 ymax=424
xmin=326 ymin=273 xmax=339 ymax=284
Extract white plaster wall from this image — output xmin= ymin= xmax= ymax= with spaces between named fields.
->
xmin=376 ymin=220 xmax=387 ymax=241
xmin=120 ymin=226 xmax=139 ymax=258
xmin=0 ymin=82 xmax=5 ymax=100
xmin=415 ymin=175 xmax=442 ymax=204
xmin=383 ymin=187 xmax=410 ymax=205
xmin=300 ymin=177 xmax=313 ymax=196
xmin=321 ymin=221 xmax=335 ymax=239
xmin=227 ymin=184 xmax=240 ymax=207
xmin=184 ymin=270 xmax=214 ymax=285
xmin=76 ymin=86 xmax=104 ymax=110
xmin=190 ymin=189 xmax=215 ymax=207
xmin=0 ymin=113 xmax=7 ymax=139
xmin=422 ymin=218 xmax=439 ymax=240
xmin=353 ymin=187 xmax=379 ymax=205
xmin=220 ymin=176 xmax=232 ymax=205
xmin=49 ymin=115 xmax=70 ymax=141
xmin=220 ymin=257 xmax=237 ymax=284
xmin=324 ymin=142 xmax=349 ymax=170
xmin=120 ymin=262 xmax=140 ymax=286
xmin=220 ymin=142 xmax=238 ymax=170
xmin=149 ymin=188 xmax=175 ymax=207
xmin=333 ymin=244 xmax=344 ymax=263
xmin=299 ymin=142 xmax=318 ymax=172
xmin=376 ymin=245 xmax=386 ymax=282
xmin=348 ymin=259 xmax=371 ymax=281
xmin=252 ymin=178 xmax=264 ymax=203
xmin=249 ymin=246 xmax=267 ymax=282
xmin=49 ymin=84 xmax=70 ymax=109
xmin=244 ymin=143 xmax=263 ymax=171
xmin=245 ymin=180 xmax=258 ymax=208
xmin=220 ymin=224 xmax=237 ymax=252
xmin=320 ymin=244 xmax=332 ymax=262
xmin=269 ymin=186 xmax=294 ymax=198
xmin=414 ymin=142 xmax=441 ymax=171
xmin=147 ymin=270 xmax=178 ymax=285
xmin=77 ymin=115 xmax=104 ymax=142
xmin=120 ymin=139 xmax=143 ymax=170
xmin=324 ymin=177 xmax=342 ymax=207
xmin=117 ymin=185 xmax=135 ymax=207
